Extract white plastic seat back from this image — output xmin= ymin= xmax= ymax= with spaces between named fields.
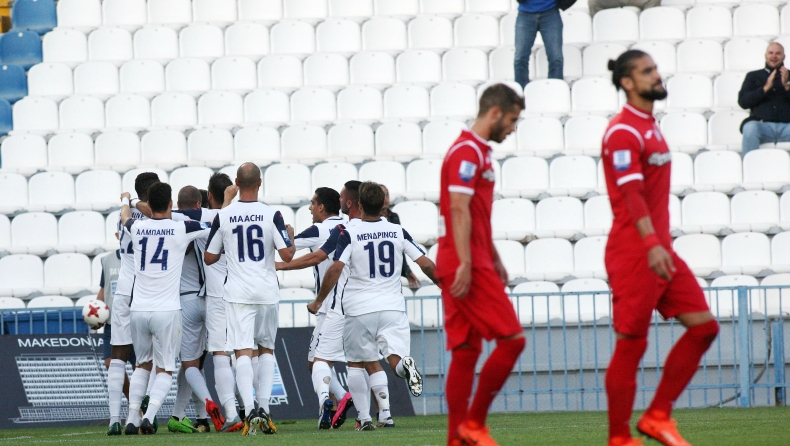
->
xmin=270 ymin=20 xmax=316 ymax=57
xmin=0 ymin=174 xmax=28 ymax=214
xmin=133 ymin=26 xmax=179 ymax=63
xmin=73 ymin=62 xmax=119 ymax=99
xmin=721 ymin=232 xmax=771 ymax=275
xmin=523 ymin=80 xmax=570 ymax=117
xmin=665 ymin=75 xmax=713 ymax=112
xmin=168 ymin=167 xmax=215 ymax=202
xmin=197 ymin=91 xmax=244 ymax=129
xmin=408 ymin=16 xmax=453 ymax=52
xmin=676 ymin=39 xmax=724 ymax=76
xmin=141 ymin=129 xmax=188 ymax=170
xmin=147 ymin=0 xmax=192 ymax=28
xmin=708 ymin=111 xmax=750 ymax=150
xmin=405 ymin=159 xmax=442 ymax=200
xmin=549 ymin=156 xmax=597 ymax=197
xmin=193 ymin=0 xmax=237 ymax=27
xmin=534 ymin=197 xmax=584 ymax=239
xmin=165 ymin=58 xmax=211 ymax=96
xmin=179 ymin=24 xmax=224 ymax=61
xmin=442 ymin=48 xmax=489 ymax=84
xmin=350 ymin=51 xmax=396 ymax=88
xmin=511 ymin=281 xmax=561 ymax=324
xmin=681 ymin=192 xmax=731 ymax=233
xmin=713 ymin=72 xmax=747 ymax=111
xmin=59 ymin=96 xmax=105 ymax=132
xmin=58 ymin=212 xmax=105 ymax=254
xmin=10 ymin=212 xmax=58 ymax=255
xmin=525 ymin=238 xmax=574 ymax=282
xmin=1 ymin=134 xmax=47 ymax=175
xmin=422 ymin=121 xmax=466 ymax=158
xmin=362 ymin=17 xmax=408 ymax=54
xmin=88 ymin=28 xmax=133 ymax=65
xmin=188 ymin=129 xmax=234 ymax=168
xmin=571 ymin=78 xmax=619 ymax=115
xmin=383 ymin=85 xmax=430 ymax=122
xmin=151 ymin=93 xmax=197 ymax=129
xmin=733 ymin=5 xmax=780 ymax=39
xmin=709 ymin=275 xmax=760 ymax=317
xmin=515 ymin=117 xmax=564 ymax=158
xmin=264 ymin=163 xmax=312 ymax=204
xmin=561 ymin=10 xmax=592 ymax=47
xmin=730 ymin=191 xmax=780 ymax=233
xmin=280 ymin=125 xmax=328 ymax=161
xmin=493 ymin=240 xmax=525 ymax=280
xmin=316 ymin=19 xmax=361 ymax=55
xmin=592 ymin=9 xmax=638 ymax=43
xmin=584 ymin=196 xmax=613 ymax=235
xmin=397 ymin=50 xmax=442 ymax=86
xmin=103 ymin=0 xmax=147 ymax=31
xmin=743 ymin=149 xmax=790 ymax=191
xmin=311 ymin=162 xmax=358 ymax=193
xmin=258 ymin=55 xmax=303 ymax=92
xmin=564 ymin=115 xmax=608 ymax=157
xmin=234 ymin=127 xmax=281 ymax=165
xmin=94 ymin=131 xmax=140 ymax=171
xmin=47 ymin=133 xmax=94 ymax=174
xmin=640 ymin=7 xmax=686 ymax=42
xmin=13 ymin=97 xmax=59 ymax=134
xmin=455 ymin=13 xmax=499 ymax=50
xmin=225 ymin=22 xmax=270 ymax=60
xmin=75 ymin=170 xmax=122 ymax=211
xmin=42 ymin=28 xmax=88 ymax=67
xmin=492 ymin=198 xmax=536 ymax=240
xmin=694 ymin=151 xmax=743 ymax=192
xmin=660 ymin=112 xmax=708 ymax=152
xmin=329 ymin=0 xmax=374 ymax=22
xmin=631 ymin=41 xmax=677 ymax=76
xmin=725 ymin=38 xmax=770 ymax=72
xmin=500 ymin=156 xmax=550 ymax=199
xmin=57 ymin=0 xmax=102 ymax=32
xmin=561 ymin=278 xmax=610 ymax=322
xmin=673 ymin=234 xmax=722 ymax=276
xmin=212 ymin=57 xmax=257 ymax=93
xmin=489 ymin=45 xmax=516 ymax=80
xmin=238 ymin=0 xmax=282 ymax=25
xmin=337 ymin=86 xmax=383 ymax=123
xmin=327 ymin=123 xmax=375 ymax=161
xmin=28 ymin=295 xmax=74 ymax=308
xmin=27 ymin=63 xmax=74 ymax=100
xmin=582 ymin=43 xmax=628 ymax=77
xmin=761 ymin=273 xmax=790 ymax=316
xmin=303 ymin=53 xmax=350 ymax=92
xmin=105 ymin=94 xmax=151 ymax=131
xmin=686 ymin=6 xmax=733 ymax=42
xmin=290 ymin=88 xmax=337 ymax=125
xmin=430 ymin=82 xmax=477 ymax=120
xmin=359 ymin=161 xmax=406 ymax=198
xmin=120 ymin=60 xmax=166 ymax=98
xmin=375 ymin=122 xmax=423 ymax=160
xmin=244 ymin=90 xmax=290 ymax=127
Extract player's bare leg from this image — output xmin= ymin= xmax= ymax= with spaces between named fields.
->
xmin=637 ymin=311 xmax=718 ymax=446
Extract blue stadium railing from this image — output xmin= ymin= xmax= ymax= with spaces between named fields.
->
xmin=2 ymin=286 xmax=787 ymax=413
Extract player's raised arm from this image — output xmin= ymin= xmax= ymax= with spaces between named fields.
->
xmin=119 ymin=192 xmax=135 ymax=229
xmin=272 ymin=210 xmax=296 ymax=262
xmin=222 ymin=184 xmax=238 ymax=208
xmin=402 ymin=228 xmax=438 ymax=284
xmin=204 ymin=214 xmax=223 ymax=265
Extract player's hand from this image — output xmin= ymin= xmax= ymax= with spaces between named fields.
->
xmin=224 ymin=185 xmax=239 ymax=202
xmin=307 ymin=300 xmax=321 ymax=315
xmin=450 ymin=262 xmax=471 ymax=299
xmin=275 ymin=261 xmax=287 ymax=270
xmin=765 ymin=68 xmax=778 ymax=92
xmin=782 ymin=67 xmax=790 ymax=89
xmin=120 ymin=192 xmax=131 ymax=201
xmin=286 ymin=224 xmax=295 ymax=238
xmin=493 ymin=259 xmax=509 ymax=286
xmin=407 ymin=272 xmax=421 ymax=289
xmin=648 ymin=245 xmax=676 ymax=281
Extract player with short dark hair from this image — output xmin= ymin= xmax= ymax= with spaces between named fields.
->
xmin=177 ymin=185 xmax=202 ymax=211
xmin=602 ymin=51 xmax=719 ymax=446
xmin=435 ymin=84 xmax=526 ymax=446
xmin=134 ymin=172 xmax=160 ymax=202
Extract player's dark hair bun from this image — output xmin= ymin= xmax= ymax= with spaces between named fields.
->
xmin=609 ymin=50 xmax=648 ymax=91
xmin=607 ymin=59 xmax=616 ymax=71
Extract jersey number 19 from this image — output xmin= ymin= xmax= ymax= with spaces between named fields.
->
xmin=363 ymin=241 xmax=395 ymax=278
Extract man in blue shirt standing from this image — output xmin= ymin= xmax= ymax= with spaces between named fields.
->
xmin=514 ymin=0 xmax=564 ymax=88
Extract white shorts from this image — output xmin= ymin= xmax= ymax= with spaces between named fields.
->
xmin=110 ymin=293 xmax=132 ymax=346
xmin=314 ymin=309 xmax=346 ymax=362
xmin=206 ymin=295 xmax=229 ymax=353
xmin=343 ymin=310 xmax=410 ymax=363
xmin=225 ymin=301 xmax=278 ymax=351
xmin=180 ymin=294 xmax=207 ymax=361
xmin=131 ymin=310 xmax=182 ymax=372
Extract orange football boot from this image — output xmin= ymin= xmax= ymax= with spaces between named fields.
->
xmin=608 ymin=436 xmax=645 ymax=446
xmin=637 ymin=411 xmax=692 ymax=446
xmin=457 ymin=420 xmax=498 ymax=446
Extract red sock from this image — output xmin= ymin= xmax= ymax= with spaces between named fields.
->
xmin=467 ymin=336 xmax=526 ymax=426
xmin=446 ymin=346 xmax=481 ymax=444
xmin=606 ymin=337 xmax=648 ymax=440
xmin=649 ymin=320 xmax=719 ymax=416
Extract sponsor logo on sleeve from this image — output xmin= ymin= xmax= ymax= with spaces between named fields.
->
xmin=458 ymin=160 xmax=477 ymax=183
xmin=613 ymin=150 xmax=631 ymax=172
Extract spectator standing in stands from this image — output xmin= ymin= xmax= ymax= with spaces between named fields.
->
xmin=588 ymin=0 xmax=659 ymax=17
xmin=380 ymin=184 xmax=422 ymax=289
xmin=514 ymin=0 xmax=564 ymax=87
xmin=739 ymin=42 xmax=790 ymax=157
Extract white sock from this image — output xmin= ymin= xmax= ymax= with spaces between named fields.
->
xmin=258 ymin=353 xmax=275 ymax=413
xmin=369 ymin=371 xmax=391 ymax=421
xmin=251 ymin=355 xmax=260 ymax=401
xmin=126 ymin=368 xmax=150 ymax=426
xmin=347 ymin=367 xmax=371 ymax=423
xmin=213 ymin=355 xmax=239 ymax=420
xmin=395 ymin=359 xmax=408 ymax=379
xmin=364 ymin=369 xmax=371 ymax=388
xmin=185 ymin=367 xmax=213 ymax=405
xmin=192 ymin=391 xmax=208 ymax=419
xmin=173 ymin=367 xmax=191 ymax=420
xmin=108 ymin=359 xmax=125 ymax=426
xmin=311 ymin=361 xmax=331 ymax=406
xmin=144 ymin=372 xmax=173 ymax=423
xmin=146 ymin=365 xmax=157 ymax=394
xmin=329 ymin=366 xmax=347 ymax=399
xmin=235 ymin=355 xmax=256 ymax=413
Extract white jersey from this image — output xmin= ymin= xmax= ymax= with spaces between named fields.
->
xmin=168 ymin=211 xmax=203 ymax=296
xmin=318 ymin=218 xmax=360 ymax=314
xmin=116 ymin=209 xmax=147 ymax=297
xmin=333 ymin=219 xmax=424 ymax=317
xmin=206 ymin=201 xmax=291 ymax=305
xmin=123 ymin=217 xmax=210 ymax=312
xmin=183 ymin=208 xmax=228 ymax=298
xmin=294 ymin=215 xmax=346 ymax=314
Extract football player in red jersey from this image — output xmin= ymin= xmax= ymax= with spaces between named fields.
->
xmin=435 ymin=84 xmax=526 ymax=446
xmin=601 ymin=51 xmax=719 ymax=446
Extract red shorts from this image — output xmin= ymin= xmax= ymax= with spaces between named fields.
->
xmin=607 ymin=250 xmax=709 ymax=338
xmin=438 ymin=268 xmax=523 ymax=351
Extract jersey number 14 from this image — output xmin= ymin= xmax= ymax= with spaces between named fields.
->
xmin=139 ymin=237 xmax=169 ymax=271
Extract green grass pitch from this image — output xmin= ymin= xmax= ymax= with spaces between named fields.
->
xmin=1 ymin=408 xmax=788 ymax=445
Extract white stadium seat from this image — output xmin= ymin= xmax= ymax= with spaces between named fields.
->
xmin=375 ymin=121 xmax=423 ymax=161
xmin=397 ymin=50 xmax=442 ymax=87
xmin=188 ymin=128 xmax=234 ymax=168
xmin=225 ymin=22 xmax=270 ymax=60
xmin=169 ymin=167 xmax=214 ymax=201
xmin=329 ymin=0 xmax=374 ymax=22
xmin=709 ymin=275 xmax=760 ymax=318
xmin=779 ymin=192 xmax=790 ymax=229
xmin=548 ymin=156 xmax=597 ymax=197
xmin=12 ymin=97 xmax=59 ymax=135
xmin=284 ymin=0 xmax=328 ymax=24
xmin=582 ymin=43 xmax=628 ymax=77
xmin=28 ymin=295 xmax=75 ymax=308
xmin=511 ymin=281 xmax=562 ymax=324
xmin=383 ymin=85 xmax=430 ymax=122
xmin=742 ymin=149 xmax=790 ymax=191
xmin=94 ymin=131 xmax=140 ymax=172
xmin=673 ymin=234 xmax=722 ymax=277
xmin=179 ymin=24 xmax=224 ymax=61
xmin=88 ymin=28 xmax=133 ymax=66
xmin=244 ymin=89 xmax=290 ymax=127
xmin=708 ymin=111 xmax=750 ymax=151
xmin=525 ymin=238 xmax=574 ymax=282
xmin=405 ymin=159 xmax=442 ymax=201
xmin=771 ymin=234 xmax=790 ymax=273
xmin=337 ymin=86 xmax=383 ymax=123
xmin=676 ymin=39 xmax=723 ymax=77
xmin=561 ymin=278 xmax=610 ymax=322
xmin=592 ymin=9 xmax=638 ymax=44
xmin=27 ymin=63 xmax=73 ymax=100
xmin=631 ymin=41 xmax=677 ymax=77
xmin=57 ymin=0 xmax=102 ymax=32
xmin=192 ymin=0 xmax=237 ymax=27
xmin=73 ymin=62 xmax=118 ymax=100
xmin=761 ymin=273 xmax=790 ymax=315
xmin=686 ymin=6 xmax=733 ymax=42
xmin=258 ymin=55 xmax=303 ymax=92
xmin=670 ymin=194 xmax=682 ymax=231
xmin=535 ymin=45 xmax=583 ymax=81
xmin=91 ymin=252 xmax=108 ymax=288
xmin=147 ymin=0 xmax=192 ymax=29
xmin=665 ymin=75 xmax=713 ymax=113
xmin=523 ymin=79 xmax=571 ymax=117
xmin=327 ymin=123 xmax=375 ymax=163
xmin=410 ymin=284 xmax=442 ymax=327
xmin=237 ymin=0 xmax=282 ymax=25
xmin=47 ymin=133 xmax=93 ymax=174
xmin=0 ymin=254 xmax=44 ymax=297
xmin=197 ymin=91 xmax=244 ymax=129
xmin=570 ymin=77 xmax=618 ymax=116
xmin=422 ymin=120 xmax=466 ymax=158
xmin=694 ymin=150 xmax=743 ymax=193
xmin=0 ymin=215 xmax=8 ymax=252
xmin=660 ymin=112 xmax=708 ymax=153
xmin=454 ymin=14 xmax=499 ymax=51
xmin=721 ymin=232 xmax=772 ymax=276
xmin=42 ymin=28 xmax=88 ymax=68
xmin=120 ymin=60 xmax=166 ymax=98
xmin=515 ymin=117 xmax=564 ymax=158
xmin=212 ymin=57 xmax=257 ymax=93
xmin=58 ymin=212 xmax=105 ymax=254
xmin=374 ymin=0 xmax=419 ymax=19
xmin=584 ymin=195 xmax=612 ymax=236
xmin=270 ymin=20 xmax=316 ymax=58
xmin=166 ymin=58 xmax=211 ymax=96
xmin=494 ymin=240 xmax=526 ymax=280
xmin=713 ymin=72 xmax=747 ymax=111
xmin=234 ymin=126 xmax=281 ymax=165
xmin=730 ymin=191 xmax=781 ymax=233
xmin=420 ymin=0 xmax=464 ymax=18
xmin=391 ymin=201 xmax=439 ymax=244
xmin=350 ymin=51 xmax=396 ymax=89
xmin=75 ymin=295 xmax=98 ymax=308
xmin=311 ymin=162 xmax=357 ymax=193
xmin=680 ymin=192 xmax=731 ymax=235
xmin=640 ymin=7 xmax=686 ymax=43
xmin=492 ymin=198 xmax=536 ymax=241
xmin=10 ymin=212 xmax=58 ymax=255
xmin=733 ymin=5 xmax=780 ymax=39
xmin=1 ymin=134 xmax=47 ymax=176
xmin=290 ymin=88 xmax=337 ymax=125
xmin=359 ymin=161 xmax=406 ymax=199
xmin=361 ymin=17 xmax=408 ymax=54
xmin=408 ymin=16 xmax=453 ymax=52
xmin=264 ymin=163 xmax=312 ymax=204
xmin=469 ymin=0 xmax=509 ymax=17
xmin=0 ymin=174 xmax=28 ymax=214
xmin=500 ymin=156 xmax=550 ymax=199
xmin=303 ymin=53 xmax=350 ymax=91
xmin=75 ymin=170 xmax=122 ymax=212
xmin=316 ymin=19 xmax=361 ymax=56
xmin=150 ymin=93 xmax=197 ymax=130
xmin=489 ymin=45 xmax=516 ymax=80
xmin=442 ymin=48 xmax=488 ymax=85
xmin=105 ymin=94 xmax=151 ymax=132
xmin=280 ymin=125 xmax=328 ymax=163
xmin=562 ymin=10 xmax=593 ymax=47
xmin=725 ymin=38 xmax=769 ymax=72
xmin=133 ymin=26 xmax=179 ymax=64
xmin=430 ymin=82 xmax=477 ymax=120
xmin=0 ymin=297 xmax=25 ymax=309
xmin=670 ymin=152 xmax=695 ymax=195
xmin=141 ymin=129 xmax=188 ymax=170
xmin=102 ymin=0 xmax=146 ymax=32
xmin=59 ymin=95 xmax=104 ymax=133
xmin=534 ymin=197 xmax=584 ymax=239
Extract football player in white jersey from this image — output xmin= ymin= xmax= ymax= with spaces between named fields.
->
xmin=119 ymin=182 xmax=211 ymax=435
xmin=316 ymin=182 xmax=437 ymax=431
xmin=205 ymin=163 xmax=295 ymax=436
xmin=107 ymin=172 xmax=159 ymax=436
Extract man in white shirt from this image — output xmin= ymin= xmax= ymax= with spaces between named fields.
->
xmin=315 ymin=182 xmax=438 ymax=431
xmin=205 ymin=163 xmax=295 ymax=436
xmin=120 ymin=182 xmax=210 ymax=435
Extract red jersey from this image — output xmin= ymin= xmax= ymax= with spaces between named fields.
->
xmin=602 ymin=103 xmax=672 ymax=257
xmin=435 ymin=130 xmax=496 ymax=277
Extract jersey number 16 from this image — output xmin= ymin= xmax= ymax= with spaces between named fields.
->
xmin=232 ymin=224 xmax=265 ymax=262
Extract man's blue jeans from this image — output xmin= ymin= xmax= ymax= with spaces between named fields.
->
xmin=514 ymin=7 xmax=564 ymax=88
xmin=742 ymin=120 xmax=790 ymax=157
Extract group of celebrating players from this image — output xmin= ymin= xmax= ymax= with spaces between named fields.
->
xmin=101 ymin=49 xmax=722 ymax=446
